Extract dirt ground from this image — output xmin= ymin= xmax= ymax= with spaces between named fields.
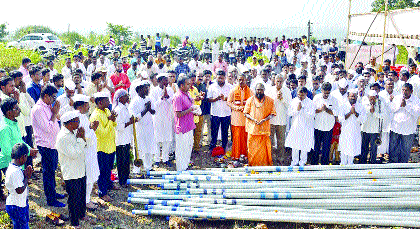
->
xmin=1 ymin=130 xmax=419 ymax=229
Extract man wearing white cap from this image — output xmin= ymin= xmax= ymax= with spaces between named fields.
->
xmin=129 ymin=80 xmax=157 ymax=172
xmin=149 ymin=73 xmax=174 ymax=167
xmin=360 ymin=90 xmax=386 ymax=164
xmin=73 ymin=94 xmax=100 ymax=210
xmin=57 ymin=80 xmax=76 ymax=118
xmin=331 ymin=78 xmax=349 ymax=105
xmin=338 ymin=89 xmax=366 ymax=165
xmin=55 ymin=110 xmax=87 ymax=228
xmin=90 ymin=91 xmax=117 ymax=202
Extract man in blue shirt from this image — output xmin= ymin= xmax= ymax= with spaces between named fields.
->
xmin=27 ymin=66 xmax=42 ymax=103
xmin=175 ymin=58 xmax=190 ymax=78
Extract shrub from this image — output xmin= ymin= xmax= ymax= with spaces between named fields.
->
xmin=0 ymin=43 xmax=42 ymax=72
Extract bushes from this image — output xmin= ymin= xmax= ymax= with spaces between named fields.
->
xmin=0 ymin=43 xmax=41 ymax=72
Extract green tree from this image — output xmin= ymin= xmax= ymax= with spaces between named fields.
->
xmin=106 ymin=23 xmax=133 ymax=46
xmin=371 ymin=0 xmax=420 ymax=12
xmin=13 ymin=25 xmax=56 ymax=40
xmin=0 ymin=23 xmax=8 ymax=42
xmin=59 ymin=31 xmax=86 ymax=45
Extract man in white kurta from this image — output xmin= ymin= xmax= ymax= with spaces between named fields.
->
xmin=149 ymin=74 xmax=175 ymax=166
xmin=129 ymin=81 xmax=157 ymax=172
xmin=73 ymin=94 xmax=99 ymax=210
xmin=338 ymin=90 xmax=367 ymax=165
xmin=377 ymin=79 xmax=396 ymax=156
xmin=285 ymin=87 xmax=315 ymax=166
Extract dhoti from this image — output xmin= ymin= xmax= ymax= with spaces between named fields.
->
xmin=247 ymin=134 xmax=272 ymax=166
xmin=231 ymin=125 xmax=248 ymax=159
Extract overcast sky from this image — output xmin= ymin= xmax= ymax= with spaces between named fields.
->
xmin=0 ymin=0 xmax=375 ymax=38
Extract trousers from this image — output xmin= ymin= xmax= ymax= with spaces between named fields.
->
xmin=6 ymin=204 xmax=29 ymax=229
xmin=360 ymin=132 xmax=379 ymax=164
xmin=291 ymin=149 xmax=308 ymax=166
xmin=65 ymin=176 xmax=86 ymax=226
xmin=270 ymin=125 xmax=286 ymax=158
xmin=340 ymin=153 xmax=354 ymax=165
xmin=389 ymin=131 xmax=414 ymax=163
xmin=193 ymin=115 xmax=204 ymax=151
xmin=97 ymin=151 xmax=115 ymax=197
xmin=116 ymin=144 xmax=130 ymax=186
xmin=155 ymin=141 xmax=171 ymax=163
xmin=38 ymin=146 xmax=59 ymax=204
xmin=312 ymin=129 xmax=333 ymax=165
xmin=210 ymin=116 xmax=230 ymax=151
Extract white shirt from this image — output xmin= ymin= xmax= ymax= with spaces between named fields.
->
xmin=207 ymin=82 xmax=233 ymax=117
xmin=129 ymin=95 xmax=157 ymax=153
xmin=331 ymin=89 xmax=348 ymax=105
xmin=57 ymin=94 xmax=73 ymax=118
xmin=202 ymin=42 xmax=211 ymax=54
xmin=5 ymin=163 xmax=27 ymax=207
xmin=162 ymin=38 xmax=171 ymax=48
xmin=62 ymin=66 xmax=72 ymax=79
xmin=390 ymin=94 xmax=420 ymax=135
xmin=313 ymin=94 xmax=339 ymax=131
xmin=87 ymin=63 xmax=98 ymax=80
xmin=361 ymin=98 xmax=386 ymax=134
xmin=114 ymin=103 xmax=133 ymax=146
xmin=378 ymin=90 xmax=397 ymax=132
xmin=267 ymin=86 xmax=292 ymax=126
xmin=188 ymin=59 xmax=203 ymax=74
xmin=71 ymin=62 xmax=87 ymax=76
xmin=250 ymin=77 xmax=272 ymax=92
xmin=212 ymin=42 xmax=220 ymax=54
xmin=56 ymin=126 xmax=87 ymax=180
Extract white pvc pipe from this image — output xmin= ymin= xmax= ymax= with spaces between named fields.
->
xmin=159 ymin=178 xmax=420 ymax=190
xmin=186 ymin=184 xmax=420 ymax=195
xmin=142 ymin=204 xmax=420 ymax=222
xmin=132 ymin=208 xmax=420 ymax=228
xmin=161 ymin=169 xmax=420 ymax=182
xmin=207 ymin=163 xmax=420 ymax=173
xmin=185 ymin=197 xmax=420 ymax=209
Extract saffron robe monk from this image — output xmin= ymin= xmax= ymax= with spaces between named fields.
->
xmin=244 ymin=83 xmax=276 ymax=166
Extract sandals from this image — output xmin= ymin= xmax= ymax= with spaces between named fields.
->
xmin=45 ymin=213 xmax=65 ymax=226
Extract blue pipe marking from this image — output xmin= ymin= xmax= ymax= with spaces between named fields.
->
xmin=206 ymin=176 xmax=211 ymax=181
xmin=162 ymin=201 xmax=167 ymax=206
xmin=172 ymin=207 xmax=177 ymax=211
xmin=261 ymin=192 xmax=266 ymax=199
xmin=233 ymin=199 xmax=237 ymax=205
xmin=127 ymin=197 xmax=131 ymax=203
xmin=299 ymin=166 xmax=304 ymax=172
xmin=213 ymin=189 xmax=217 ymax=195
xmin=220 ymin=216 xmax=226 ymax=220
xmin=203 ymin=189 xmax=207 ymax=194
xmin=214 ymin=199 xmax=218 ymax=204
xmin=218 ymin=176 xmax=223 ymax=181
xmin=194 ymin=176 xmax=198 ymax=181
xmin=149 ymin=199 xmax=154 ymax=205
xmin=148 ymin=210 xmax=152 ymax=216
xmin=177 ymin=184 xmax=181 ymax=190
xmin=127 ymin=179 xmax=131 ymax=185
xmin=286 ymin=192 xmax=292 ymax=199
xmin=288 ymin=166 xmax=293 ymax=172
xmin=276 ymin=167 xmax=281 ymax=172
xmin=222 ymin=189 xmax=226 ymax=193
xmin=198 ymin=208 xmax=204 ymax=213
xmin=132 ymin=210 xmax=135 ymax=215
xmin=223 ymin=200 xmax=227 ymax=204
xmin=147 ymin=171 xmax=150 ymax=176
xmin=274 ymin=192 xmax=279 ymax=199
xmin=174 ymin=202 xmax=180 ymax=207
xmin=128 ymin=192 xmax=132 ymax=197
xmin=223 ymin=194 xmax=226 ymax=199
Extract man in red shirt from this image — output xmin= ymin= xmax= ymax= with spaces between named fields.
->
xmin=110 ymin=62 xmax=131 ymax=100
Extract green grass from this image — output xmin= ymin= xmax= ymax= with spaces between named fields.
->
xmin=0 ymin=43 xmax=42 ymax=72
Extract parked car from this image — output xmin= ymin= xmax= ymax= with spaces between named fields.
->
xmin=7 ymin=33 xmax=63 ymax=51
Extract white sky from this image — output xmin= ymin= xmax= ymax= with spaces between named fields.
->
xmin=0 ymin=0 xmax=375 ymax=38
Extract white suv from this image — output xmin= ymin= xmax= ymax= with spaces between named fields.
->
xmin=7 ymin=33 xmax=63 ymax=51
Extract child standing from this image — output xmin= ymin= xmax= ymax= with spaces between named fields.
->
xmin=5 ymin=143 xmax=32 ymax=229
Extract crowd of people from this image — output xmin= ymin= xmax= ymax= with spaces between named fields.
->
xmin=0 ymin=34 xmax=420 ymax=229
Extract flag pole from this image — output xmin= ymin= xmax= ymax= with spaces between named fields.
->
xmin=345 ymin=0 xmax=352 ymax=70
xmin=381 ymin=0 xmax=389 ymax=66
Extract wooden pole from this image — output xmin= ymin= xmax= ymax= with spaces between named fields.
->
xmin=345 ymin=0 xmax=352 ymax=69
xmin=381 ymin=0 xmax=389 ymax=65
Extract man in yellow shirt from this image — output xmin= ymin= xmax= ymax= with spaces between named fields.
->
xmin=188 ymin=73 xmax=204 ymax=153
xmin=89 ymin=92 xmax=117 ymax=202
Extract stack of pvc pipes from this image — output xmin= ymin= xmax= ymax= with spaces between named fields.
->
xmin=127 ymin=163 xmax=420 ymax=228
